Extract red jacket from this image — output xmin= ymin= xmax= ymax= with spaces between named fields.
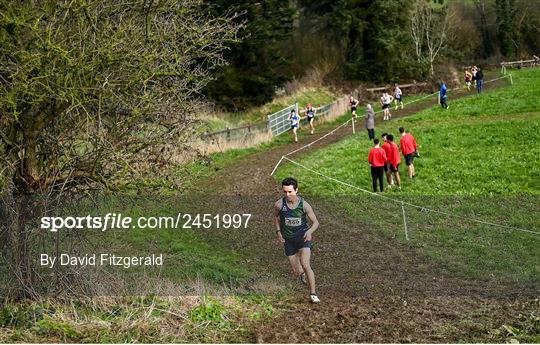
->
xmin=384 ymin=142 xmax=401 ymax=166
xmin=368 ymin=147 xmax=387 ymax=167
xmin=382 ymin=142 xmax=392 ymax=162
xmin=400 ymin=133 xmax=417 ymax=155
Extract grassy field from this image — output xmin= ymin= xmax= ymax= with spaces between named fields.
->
xmin=275 ymin=68 xmax=540 ymax=284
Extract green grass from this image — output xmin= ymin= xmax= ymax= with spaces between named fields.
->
xmin=275 ymin=68 xmax=540 ymax=283
xmin=0 ymin=295 xmax=278 ymax=342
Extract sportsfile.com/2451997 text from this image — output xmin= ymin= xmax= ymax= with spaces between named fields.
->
xmin=40 ymin=213 xmax=253 ymax=232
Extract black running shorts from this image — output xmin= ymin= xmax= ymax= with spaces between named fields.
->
xmin=284 ymin=235 xmax=312 ymax=256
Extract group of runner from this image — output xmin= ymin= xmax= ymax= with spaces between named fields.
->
xmin=287 ymin=103 xmax=317 ymax=142
xmin=350 ymin=83 xmax=404 ymax=122
xmin=464 ymin=65 xmax=484 ymax=93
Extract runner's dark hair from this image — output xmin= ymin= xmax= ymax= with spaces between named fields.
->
xmin=282 ymin=177 xmax=298 ymax=189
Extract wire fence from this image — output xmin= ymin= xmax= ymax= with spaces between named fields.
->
xmin=202 ymin=95 xmax=350 ymax=143
xmin=268 ymin=104 xmax=297 ymax=137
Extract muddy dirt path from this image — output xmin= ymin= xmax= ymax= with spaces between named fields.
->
xmin=201 ymin=80 xmax=539 ymax=342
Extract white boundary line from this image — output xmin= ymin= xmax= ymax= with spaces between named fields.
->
xmin=282 ymin=156 xmax=539 ymax=237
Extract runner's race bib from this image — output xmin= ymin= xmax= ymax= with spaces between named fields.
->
xmin=285 ymin=217 xmax=302 ymax=227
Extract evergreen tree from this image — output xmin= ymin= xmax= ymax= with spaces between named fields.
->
xmin=299 ymin=0 xmax=416 ymax=82
xmin=203 ymin=1 xmax=294 ymax=111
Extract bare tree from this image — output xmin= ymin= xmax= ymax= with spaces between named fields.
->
xmin=0 ymin=0 xmax=240 ymax=297
xmin=410 ymin=0 xmax=452 ymax=76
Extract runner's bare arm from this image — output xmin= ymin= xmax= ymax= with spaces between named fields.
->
xmin=304 ymin=201 xmax=319 ymax=235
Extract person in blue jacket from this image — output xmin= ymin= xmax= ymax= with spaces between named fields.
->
xmin=439 ymin=79 xmax=449 ymax=109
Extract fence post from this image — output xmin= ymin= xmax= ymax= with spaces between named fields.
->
xmin=509 ymin=73 xmax=513 ymax=85
xmin=401 ymin=201 xmax=409 ymax=241
xmin=437 ymin=91 xmax=440 ymax=105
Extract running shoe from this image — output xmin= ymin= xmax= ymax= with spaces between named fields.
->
xmin=309 ymin=293 xmax=320 ymax=303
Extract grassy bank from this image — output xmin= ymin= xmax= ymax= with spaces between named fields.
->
xmin=199 ymin=86 xmax=337 ymax=133
xmin=275 ymin=68 xmax=540 ymax=283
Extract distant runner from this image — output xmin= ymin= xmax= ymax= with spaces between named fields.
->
xmin=380 ymin=90 xmax=394 ymax=121
xmin=274 ymin=177 xmax=320 ymax=303
xmin=288 ymin=109 xmax=300 ymax=143
xmin=394 ymin=83 xmax=404 ymax=110
xmin=305 ymin=103 xmax=316 ymax=135
xmin=471 ymin=65 xmax=478 ymax=88
xmin=350 ymin=95 xmax=359 ymax=118
xmin=464 ymin=69 xmax=472 ymax=91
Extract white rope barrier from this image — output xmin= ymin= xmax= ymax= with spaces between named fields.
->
xmin=282 ymin=156 xmax=540 ymax=237
xmin=284 ymin=119 xmax=353 ymax=158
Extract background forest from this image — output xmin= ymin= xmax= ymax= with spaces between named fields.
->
xmin=204 ymin=0 xmax=540 ymax=111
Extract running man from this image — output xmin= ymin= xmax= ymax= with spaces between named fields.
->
xmin=385 ymin=134 xmax=402 ymax=189
xmin=368 ymin=138 xmax=387 ymax=192
xmin=288 ymin=109 xmax=300 ymax=142
xmin=349 ymin=95 xmax=359 ymax=118
xmin=471 ymin=65 xmax=478 ymax=87
xmin=380 ymin=90 xmax=394 ymax=121
xmin=464 ymin=69 xmax=472 ymax=91
xmin=399 ymin=126 xmax=418 ymax=179
xmin=274 ymin=177 xmax=320 ymax=303
xmin=305 ymin=103 xmax=316 ymax=134
xmin=394 ymin=83 xmax=404 ymax=110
